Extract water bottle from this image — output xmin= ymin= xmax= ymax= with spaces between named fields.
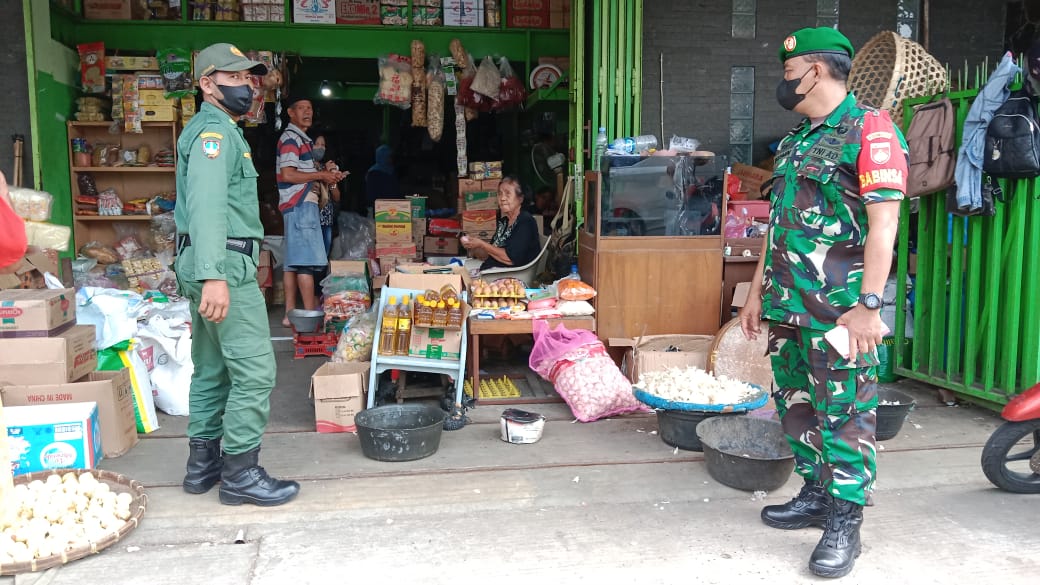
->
xmin=565 ymin=264 xmax=581 ymax=281
xmin=593 ymin=127 xmax=608 ymax=171
xmin=609 ymin=135 xmax=658 ymax=155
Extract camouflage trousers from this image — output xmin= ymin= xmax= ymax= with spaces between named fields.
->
xmin=768 ymin=323 xmax=878 ymax=506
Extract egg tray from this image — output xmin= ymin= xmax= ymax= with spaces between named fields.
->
xmin=1 ymin=469 xmax=148 ymax=576
xmin=633 ymin=386 xmax=768 ymax=413
xmin=464 ymin=376 xmax=522 ymax=398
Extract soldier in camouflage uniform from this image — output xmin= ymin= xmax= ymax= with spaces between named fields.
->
xmin=739 ymin=28 xmax=907 ymax=579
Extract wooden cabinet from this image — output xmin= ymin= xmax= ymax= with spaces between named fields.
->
xmin=67 ymin=121 xmax=178 ymax=251
xmin=579 ymin=160 xmax=724 ymax=340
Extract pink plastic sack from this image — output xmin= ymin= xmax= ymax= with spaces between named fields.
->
xmin=530 ymin=321 xmax=649 ymax=422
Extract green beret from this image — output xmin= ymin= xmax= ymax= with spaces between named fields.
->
xmin=778 ymin=27 xmax=854 ymax=62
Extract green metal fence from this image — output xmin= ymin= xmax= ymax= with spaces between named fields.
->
xmin=896 ymin=71 xmax=1040 ymax=409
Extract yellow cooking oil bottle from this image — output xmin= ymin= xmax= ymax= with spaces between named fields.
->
xmin=394 ymin=294 xmax=413 ymax=356
xmin=447 ymin=298 xmax=463 ymax=328
xmin=378 ymin=295 xmax=399 ymax=355
xmin=432 ymin=300 xmax=449 ymax=328
xmin=415 ymin=294 xmax=433 ymax=328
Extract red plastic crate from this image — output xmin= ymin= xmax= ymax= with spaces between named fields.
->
xmin=728 ymin=200 xmax=771 ymax=220
xmin=293 ymin=331 xmax=338 ymax=359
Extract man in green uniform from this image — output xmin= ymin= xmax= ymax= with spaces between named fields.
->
xmin=739 ymin=28 xmax=907 ymax=578
xmin=175 ymin=43 xmax=299 ymax=507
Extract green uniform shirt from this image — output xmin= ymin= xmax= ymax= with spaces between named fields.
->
xmin=175 ymin=101 xmax=262 ymax=281
xmin=762 ymin=93 xmax=908 ymax=331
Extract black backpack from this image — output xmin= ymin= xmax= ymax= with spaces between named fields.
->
xmin=983 ymin=90 xmax=1040 ymax=179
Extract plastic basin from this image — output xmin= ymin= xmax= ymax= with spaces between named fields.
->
xmin=288 ymin=309 xmax=325 ymax=333
xmin=657 ymin=410 xmax=737 ymax=452
xmin=354 ymin=404 xmax=446 ymax=462
xmin=876 ymin=388 xmax=916 ymax=441
xmin=696 ymin=416 xmax=795 ymax=492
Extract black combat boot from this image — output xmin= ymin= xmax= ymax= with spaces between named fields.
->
xmin=218 ymin=447 xmax=300 ymax=507
xmin=760 ymin=478 xmax=830 ymax=529
xmin=183 ymin=438 xmax=223 ymax=494
xmin=808 ymin=496 xmax=864 ymax=578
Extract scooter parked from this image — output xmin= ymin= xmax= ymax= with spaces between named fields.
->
xmin=981 ymin=382 xmax=1040 ymax=493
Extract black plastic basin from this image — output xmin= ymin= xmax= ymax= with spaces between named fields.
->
xmin=696 ymin=416 xmax=795 ymax=492
xmin=876 ymin=388 xmax=916 ymax=441
xmin=354 ymin=404 xmax=446 ymax=462
xmin=657 ymin=410 xmax=736 ymax=452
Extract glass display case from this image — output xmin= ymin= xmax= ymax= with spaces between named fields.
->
xmin=585 ymin=153 xmax=728 ymax=238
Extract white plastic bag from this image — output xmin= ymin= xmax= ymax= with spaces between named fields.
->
xmin=76 ymin=287 xmax=149 ymax=349
xmin=136 ymin=314 xmax=193 ymax=416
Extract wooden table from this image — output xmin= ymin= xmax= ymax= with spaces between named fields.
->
xmin=468 ymin=316 xmax=596 ymax=404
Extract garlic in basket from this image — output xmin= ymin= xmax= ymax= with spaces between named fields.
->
xmin=637 ymin=366 xmax=759 ymax=405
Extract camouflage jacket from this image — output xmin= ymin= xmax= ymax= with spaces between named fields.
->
xmin=761 ymin=93 xmax=908 ymax=331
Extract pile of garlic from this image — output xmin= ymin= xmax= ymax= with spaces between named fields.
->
xmin=1 ymin=471 xmax=133 ymax=565
xmin=637 ymin=366 xmax=760 ymax=406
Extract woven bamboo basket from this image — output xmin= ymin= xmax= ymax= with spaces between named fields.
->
xmin=0 ymin=469 xmax=148 ymax=575
xmin=848 ymin=31 xmax=948 ymax=126
xmin=708 ymin=318 xmax=775 ymax=394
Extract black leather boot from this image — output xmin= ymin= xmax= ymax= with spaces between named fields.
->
xmin=183 ymin=438 xmax=223 ymax=494
xmin=809 ymin=497 xmax=864 ymax=578
xmin=761 ymin=478 xmax=830 ymax=529
xmin=218 ymin=447 xmax=300 ymax=507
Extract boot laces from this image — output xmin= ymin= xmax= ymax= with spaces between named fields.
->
xmin=789 ymin=482 xmax=822 ymax=510
xmin=821 ymin=503 xmax=858 ymax=549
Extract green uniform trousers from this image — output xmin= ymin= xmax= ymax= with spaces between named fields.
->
xmin=175 ymin=247 xmax=276 ymax=455
xmin=767 ymin=323 xmax=878 ymax=506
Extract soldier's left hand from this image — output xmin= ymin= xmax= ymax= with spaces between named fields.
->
xmin=199 ymin=280 xmax=230 ymax=323
xmin=836 ymin=305 xmax=884 ymax=365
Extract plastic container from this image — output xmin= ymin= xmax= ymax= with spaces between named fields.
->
xmin=287 ymin=309 xmax=325 ymax=334
xmin=378 ymin=296 xmax=398 ymax=355
xmin=500 ymin=408 xmax=546 ymax=444
xmin=610 ymin=135 xmax=658 ymax=154
xmin=394 ymin=295 xmax=412 ymax=356
xmin=354 ymin=404 xmax=446 ymax=462
xmin=446 ymin=299 xmax=462 ymax=329
xmin=432 ymin=300 xmax=448 ymax=328
xmin=415 ymin=297 xmax=433 ymax=328
xmin=696 ymin=416 xmax=796 ymax=492
xmin=657 ymin=410 xmax=737 ymax=452
xmin=593 ymin=127 xmax=608 ymax=171
xmin=876 ymin=387 xmax=916 ymax=441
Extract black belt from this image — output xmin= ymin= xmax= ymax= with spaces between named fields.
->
xmin=176 ymin=234 xmax=256 ymax=256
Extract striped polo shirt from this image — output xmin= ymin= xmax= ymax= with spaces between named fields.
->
xmin=276 ymin=123 xmax=317 ymax=211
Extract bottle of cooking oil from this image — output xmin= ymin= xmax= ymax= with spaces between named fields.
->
xmin=394 ymin=295 xmax=413 ymax=356
xmin=378 ymin=296 xmax=399 ymax=355
xmin=415 ymin=296 xmax=433 ymax=328
xmin=432 ymin=300 xmax=448 ymax=328
xmin=447 ymin=298 xmax=463 ymax=329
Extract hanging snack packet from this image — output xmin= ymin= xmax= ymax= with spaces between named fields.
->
xmin=78 ymin=42 xmax=106 ymax=94
xmin=157 ymin=48 xmax=195 ymax=99
xmin=374 ymin=54 xmax=413 ymax=109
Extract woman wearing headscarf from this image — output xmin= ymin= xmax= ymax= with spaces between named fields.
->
xmin=364 ymin=144 xmax=400 ymax=215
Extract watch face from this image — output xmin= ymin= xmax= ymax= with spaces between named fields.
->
xmin=862 ymin=293 xmax=882 ymax=309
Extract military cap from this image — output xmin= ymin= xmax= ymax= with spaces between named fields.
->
xmin=778 ymin=27 xmax=855 ymax=62
xmin=194 ymin=43 xmax=267 ymax=80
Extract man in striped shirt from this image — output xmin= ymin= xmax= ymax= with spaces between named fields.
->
xmin=276 ymin=97 xmax=343 ymax=326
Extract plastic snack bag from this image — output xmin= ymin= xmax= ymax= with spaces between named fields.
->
xmin=77 ymin=42 xmax=106 ymax=94
xmin=374 ymin=54 xmax=413 ymax=109
xmin=157 ymin=48 xmax=195 ymax=99
xmin=332 ymin=308 xmax=377 ymax=363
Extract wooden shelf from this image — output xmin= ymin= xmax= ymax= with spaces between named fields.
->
xmin=72 ymin=166 xmax=175 ymax=173
xmin=69 ymin=121 xmax=176 ymax=127
xmin=73 ymin=215 xmax=155 ymax=221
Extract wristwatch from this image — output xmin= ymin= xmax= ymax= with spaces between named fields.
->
xmin=859 ymin=292 xmax=883 ymax=310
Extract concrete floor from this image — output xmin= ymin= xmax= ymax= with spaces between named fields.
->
xmin=5 ymin=333 xmax=1040 ymax=584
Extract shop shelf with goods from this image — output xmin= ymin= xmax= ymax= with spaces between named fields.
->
xmin=66 ymin=121 xmax=178 ymax=252
xmin=577 ymin=152 xmax=726 ymax=340
xmin=368 ymin=286 xmax=469 ymax=409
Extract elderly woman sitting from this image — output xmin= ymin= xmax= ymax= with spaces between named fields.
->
xmin=461 ymin=177 xmax=541 ymax=271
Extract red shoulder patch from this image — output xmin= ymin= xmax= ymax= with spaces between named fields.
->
xmin=857 ymin=110 xmax=908 ymax=194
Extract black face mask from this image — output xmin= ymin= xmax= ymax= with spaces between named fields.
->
xmin=215 ymin=83 xmax=253 ymax=116
xmin=776 ymin=67 xmax=817 ymax=111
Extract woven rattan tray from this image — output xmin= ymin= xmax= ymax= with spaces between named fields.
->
xmin=0 ymin=469 xmax=148 ymax=576
xmin=709 ymin=318 xmax=776 ymax=394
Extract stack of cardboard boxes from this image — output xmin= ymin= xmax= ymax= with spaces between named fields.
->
xmin=504 ymin=0 xmax=569 ymax=28
xmin=0 ymin=289 xmax=139 ymax=476
xmin=375 ymin=199 xmax=417 ymax=274
xmin=458 ymin=177 xmax=501 ymax=243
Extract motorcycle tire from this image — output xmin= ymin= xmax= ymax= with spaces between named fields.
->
xmin=981 ymin=419 xmax=1040 ymax=493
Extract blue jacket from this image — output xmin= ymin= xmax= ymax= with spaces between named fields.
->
xmin=954 ymin=52 xmax=1020 ymax=212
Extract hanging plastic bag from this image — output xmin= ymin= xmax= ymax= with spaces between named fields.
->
xmin=493 ymin=57 xmax=527 ymax=112
xmin=98 ymin=339 xmax=160 ymax=434
xmin=457 ymin=76 xmax=495 ymax=112
xmin=427 ymin=58 xmax=446 ymax=142
xmin=374 ymin=54 xmax=413 ymax=109
xmin=471 ymin=56 xmax=502 ymax=99
xmin=135 ymin=314 xmax=193 ymax=416
xmin=157 ymin=48 xmax=194 ymax=99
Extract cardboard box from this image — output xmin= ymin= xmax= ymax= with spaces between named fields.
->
xmin=336 ymin=0 xmax=380 ymax=23
xmin=0 ymin=325 xmax=98 ymax=386
xmin=425 ymin=236 xmax=461 ymax=255
xmin=462 ymin=209 xmax=497 ymax=223
xmin=6 ymin=402 xmax=103 ymax=476
xmin=729 ymin=163 xmax=773 ymax=199
xmin=374 ymin=199 xmax=413 ymax=224
xmin=83 ymin=0 xmax=131 ymax=19
xmin=0 ymin=251 xmax=61 ymax=290
xmin=376 ymin=244 xmax=418 ymax=259
xmin=508 ymin=0 xmax=548 ymax=9
xmin=104 ymin=56 xmax=159 ymax=70
xmin=457 ymin=178 xmax=483 ymax=194
xmin=1 ymin=369 xmax=138 ymax=458
xmin=310 ymin=362 xmax=368 ymax=432
xmin=0 ymin=395 xmax=13 ymax=522
xmin=731 ymin=282 xmax=752 ymax=308
xmin=0 ymin=288 xmax=76 ymax=338
xmin=507 ymin=9 xmax=550 ymax=28
xmin=444 ymin=0 xmax=483 ymax=26
xmin=141 ymin=106 xmax=179 ymax=122
xmin=138 ymin=89 xmax=178 ymax=107
xmin=409 ymin=326 xmax=463 ymax=360
xmin=294 ymin=0 xmax=336 ymax=23
xmin=376 ymin=222 xmax=415 ymax=243
xmin=609 ymin=334 xmax=716 ymax=384
xmin=464 ymin=191 xmax=498 ymax=211
xmin=412 ymin=218 xmax=428 ymax=240
xmin=388 ymin=266 xmax=471 ymax=295
xmin=408 ymin=195 xmax=428 ymax=219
